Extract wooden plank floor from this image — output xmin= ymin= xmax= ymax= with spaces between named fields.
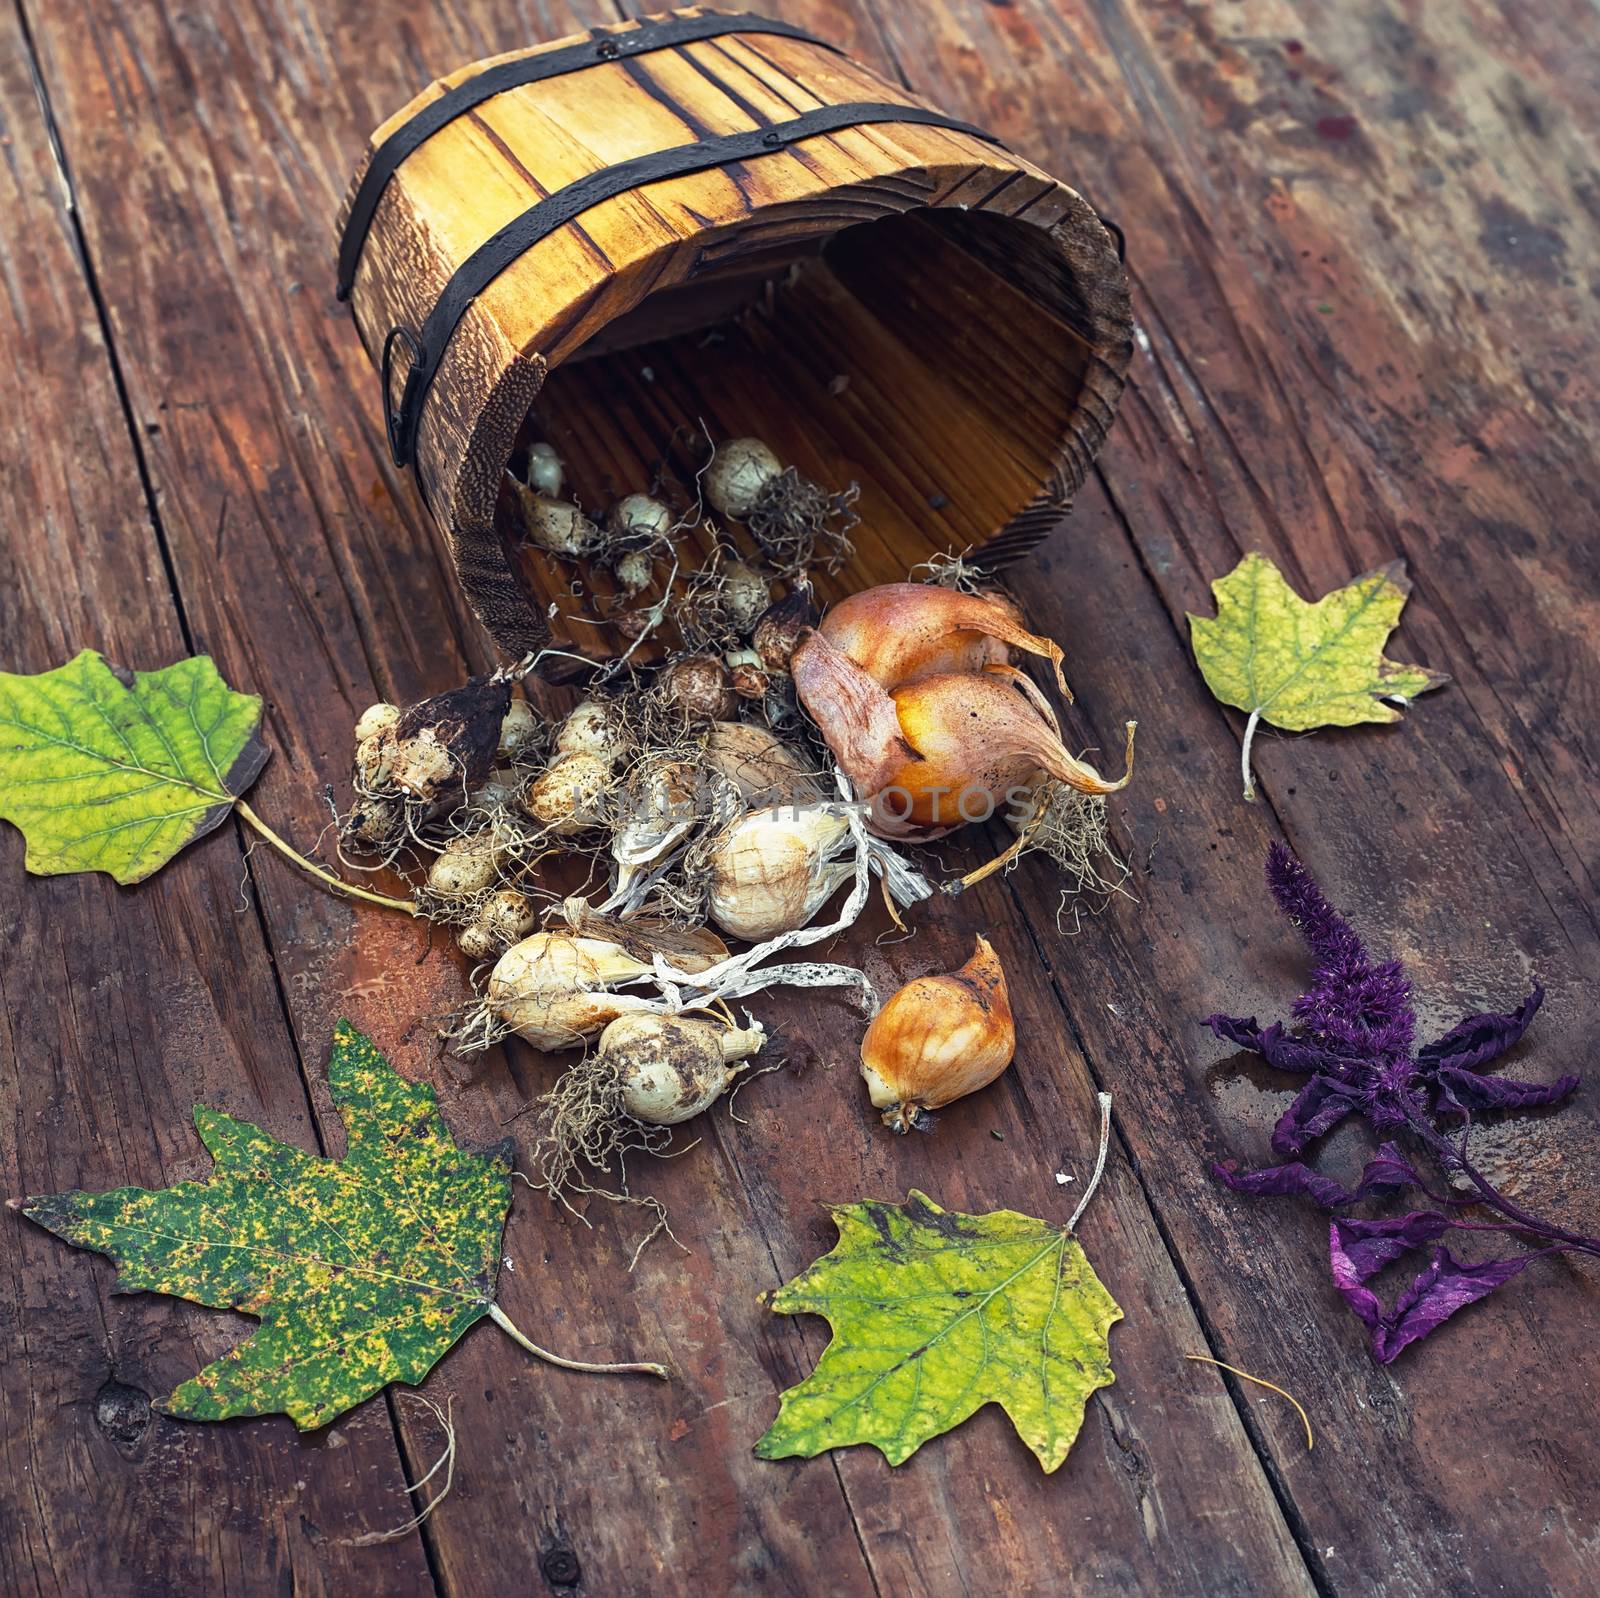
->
xmin=1 ymin=1 xmax=1595 ymax=1594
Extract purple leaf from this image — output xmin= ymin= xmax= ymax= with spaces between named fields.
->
xmin=1257 ymin=1024 xmax=1354 ymax=1077
xmin=1419 ymin=985 xmax=1543 ymax=1075
xmin=1332 ymin=1211 xmax=1454 ymax=1282
xmin=1213 ymin=1142 xmax=1423 ymax=1210
xmin=1215 ymin=1159 xmax=1359 ymax=1209
xmin=1207 ymin=1014 xmax=1346 ymax=1076
xmin=1330 ymin=1223 xmax=1537 ymax=1363
xmin=1207 ymin=1014 xmax=1264 ymax=1051
xmin=1272 ymin=1077 xmax=1358 ymax=1157
xmin=1434 ymin=1067 xmax=1580 ymax=1117
xmin=1360 ymin=1142 xmax=1429 ymax=1195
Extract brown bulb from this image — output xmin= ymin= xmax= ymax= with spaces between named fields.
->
xmin=860 ymin=936 xmax=1015 ymax=1133
xmin=752 ymin=590 xmax=818 ymax=674
xmin=818 ymin=582 xmax=1070 ymax=696
xmin=661 ymin=654 xmax=737 ymax=721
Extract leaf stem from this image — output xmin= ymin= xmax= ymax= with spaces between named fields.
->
xmin=235 ymin=800 xmax=418 ymax=916
xmin=1066 ymin=1092 xmax=1114 ymax=1234
xmin=1240 ymin=710 xmax=1261 ymax=802
xmin=487 ymin=1302 xmax=670 ymax=1380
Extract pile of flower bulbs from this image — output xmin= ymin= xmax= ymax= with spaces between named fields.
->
xmin=336 ymin=433 xmax=1135 ymax=1237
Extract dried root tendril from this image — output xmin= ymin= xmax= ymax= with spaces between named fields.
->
xmin=908 ymin=548 xmax=987 ymax=593
xmin=522 ymin=1052 xmax=682 ymax=1266
xmin=674 ymin=542 xmax=751 ymax=653
xmin=1007 ymin=782 xmax=1135 ymax=931
xmin=348 ymin=1393 xmax=458 ymax=1545
xmin=443 ymin=992 xmax=518 ymax=1056
xmin=747 ymin=470 xmax=858 ymax=578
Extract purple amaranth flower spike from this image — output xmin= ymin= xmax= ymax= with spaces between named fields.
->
xmin=1206 ymin=844 xmax=1597 ymax=1362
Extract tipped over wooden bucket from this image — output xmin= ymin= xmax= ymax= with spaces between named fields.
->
xmin=340 ymin=7 xmax=1131 ymax=665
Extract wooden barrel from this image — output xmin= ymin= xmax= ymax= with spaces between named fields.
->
xmin=339 ymin=6 xmax=1131 ymax=664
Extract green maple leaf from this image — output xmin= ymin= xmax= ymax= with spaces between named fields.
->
xmin=15 ymin=1022 xmax=516 ymax=1429
xmin=756 ymin=1191 xmax=1121 ymax=1471
xmin=1188 ymin=553 xmax=1447 ymax=800
xmin=0 ymin=649 xmax=268 ymax=883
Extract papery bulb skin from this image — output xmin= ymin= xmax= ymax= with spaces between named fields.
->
xmin=486 ymin=932 xmax=658 ymax=1050
xmin=860 ymin=936 xmax=1015 ymax=1132
xmin=883 ymin=672 xmax=1131 ymax=834
xmin=819 ymin=583 xmax=1070 ymax=696
xmin=725 ymin=649 xmax=770 ymax=701
xmin=610 ymin=758 xmax=708 ymax=896
xmin=609 ymin=493 xmax=673 ymax=541
xmin=365 ymin=676 xmax=514 ymax=809
xmin=523 ymin=752 xmax=610 ymax=835
xmin=722 ymin=561 xmax=772 ymax=635
xmin=791 ymin=628 xmax=917 ymax=816
xmin=497 ymin=698 xmax=542 ymax=760
xmin=511 ymin=486 xmax=600 ymax=557
xmin=662 ymin=654 xmax=737 ymax=722
xmin=793 ymin=630 xmax=1133 ymax=842
xmin=354 ymin=702 xmax=400 ymax=744
xmin=705 ymin=438 xmax=782 ymax=519
xmin=526 ymin=441 xmax=564 ymax=498
xmin=752 ymin=590 xmax=818 ymax=673
xmin=703 ymin=722 xmax=823 ymax=808
xmin=706 ymin=807 xmax=853 ymax=941
xmin=554 ymin=699 xmax=627 ymax=764
xmin=426 ymin=833 xmax=501 ymax=898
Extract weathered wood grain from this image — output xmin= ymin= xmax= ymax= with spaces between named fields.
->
xmin=512 ymin=334 xmax=1319 ymax=1595
xmin=5 ymin=0 xmax=1599 ymax=1594
xmin=850 ymin=0 xmax=1600 ymax=1592
xmin=342 ymin=6 xmax=1130 ymax=659
xmin=0 ymin=7 xmax=435 ymax=1592
xmin=6 ymin=0 xmax=890 ymax=1593
xmin=4 ymin=0 xmax=1317 ymax=1592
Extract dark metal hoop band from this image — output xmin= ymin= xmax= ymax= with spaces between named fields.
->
xmin=337 ymin=12 xmax=837 ymax=300
xmin=380 ymin=102 xmax=1003 ymax=469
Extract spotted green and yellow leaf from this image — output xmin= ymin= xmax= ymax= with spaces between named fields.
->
xmin=756 ymin=1190 xmax=1120 ymax=1471
xmin=16 ymin=1022 xmax=513 ymax=1429
xmin=1188 ymin=553 xmax=1447 ymax=798
xmin=0 ymin=649 xmax=268 ymax=884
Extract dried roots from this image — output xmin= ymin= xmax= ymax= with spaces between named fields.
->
xmin=747 ymin=470 xmax=858 ymax=577
xmin=524 ymin=1050 xmax=680 ymax=1265
xmin=1010 ymin=780 xmax=1134 ymax=930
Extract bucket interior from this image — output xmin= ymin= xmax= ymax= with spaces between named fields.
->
xmin=497 ymin=205 xmax=1102 ymax=668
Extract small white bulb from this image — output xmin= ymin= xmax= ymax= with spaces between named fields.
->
xmin=498 ymin=698 xmax=541 ymax=759
xmin=554 ymin=699 xmax=625 ymax=763
xmin=526 ymin=441 xmax=564 ymax=498
xmin=705 ymin=438 xmax=781 ymax=520
xmin=609 ymin=493 xmax=673 ymax=541
xmin=354 ymin=702 xmax=400 ymax=743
